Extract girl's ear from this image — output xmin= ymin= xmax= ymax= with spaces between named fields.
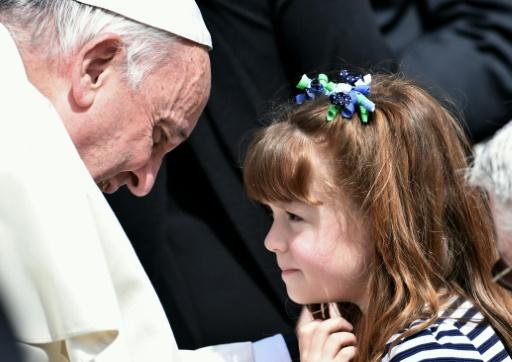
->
xmin=70 ymin=33 xmax=123 ymax=108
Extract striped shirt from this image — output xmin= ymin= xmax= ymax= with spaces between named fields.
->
xmin=381 ymin=296 xmax=511 ymax=362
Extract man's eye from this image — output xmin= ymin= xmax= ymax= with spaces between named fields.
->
xmin=152 ymin=127 xmax=162 ymax=145
xmin=152 ymin=127 xmax=168 ymax=148
xmin=286 ymin=212 xmax=303 ymax=222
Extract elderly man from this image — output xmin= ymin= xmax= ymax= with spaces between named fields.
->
xmin=468 ymin=121 xmax=512 ymax=291
xmin=0 ymin=1 xmax=270 ymax=361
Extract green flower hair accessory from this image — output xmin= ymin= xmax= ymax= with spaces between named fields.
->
xmin=295 ymin=70 xmax=375 ymax=123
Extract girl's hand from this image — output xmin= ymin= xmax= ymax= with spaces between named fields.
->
xmin=297 ymin=305 xmax=357 ymax=362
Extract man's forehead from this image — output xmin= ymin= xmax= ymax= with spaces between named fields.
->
xmin=74 ymin=0 xmax=212 ymax=48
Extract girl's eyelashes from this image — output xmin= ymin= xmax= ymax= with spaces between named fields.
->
xmin=262 ymin=204 xmax=304 ymax=222
xmin=286 ymin=211 xmax=303 ymax=222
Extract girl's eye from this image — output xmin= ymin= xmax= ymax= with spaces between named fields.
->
xmin=286 ymin=212 xmax=303 ymax=222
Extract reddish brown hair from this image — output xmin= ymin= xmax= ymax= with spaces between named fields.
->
xmin=243 ymin=74 xmax=512 ymax=361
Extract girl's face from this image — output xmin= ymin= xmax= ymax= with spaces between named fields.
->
xmin=264 ymin=178 xmax=374 ymax=311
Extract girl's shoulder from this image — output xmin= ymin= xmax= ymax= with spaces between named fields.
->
xmin=381 ymin=296 xmax=511 ymax=362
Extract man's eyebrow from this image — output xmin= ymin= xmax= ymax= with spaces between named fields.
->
xmin=170 ymin=124 xmax=188 ymax=141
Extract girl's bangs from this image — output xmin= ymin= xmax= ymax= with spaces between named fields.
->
xmin=244 ymin=124 xmax=319 ymax=205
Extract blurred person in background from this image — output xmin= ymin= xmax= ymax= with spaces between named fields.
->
xmin=468 ymin=121 xmax=512 ymax=291
xmin=372 ymin=0 xmax=512 ymax=143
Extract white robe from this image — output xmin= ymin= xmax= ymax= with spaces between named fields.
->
xmin=0 ymin=23 xmax=255 ymax=362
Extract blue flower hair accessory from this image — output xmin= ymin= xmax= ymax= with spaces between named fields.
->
xmin=295 ymin=70 xmax=375 ymax=123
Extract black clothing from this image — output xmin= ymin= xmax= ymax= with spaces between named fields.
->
xmin=372 ymin=0 xmax=512 ymax=142
xmin=0 ymin=300 xmax=21 ymax=362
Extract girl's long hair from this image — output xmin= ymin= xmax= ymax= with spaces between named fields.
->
xmin=243 ymin=74 xmax=512 ymax=361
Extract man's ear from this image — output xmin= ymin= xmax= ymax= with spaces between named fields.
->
xmin=71 ymin=33 xmax=123 ymax=108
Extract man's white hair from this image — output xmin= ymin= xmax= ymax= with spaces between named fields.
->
xmin=469 ymin=121 xmax=512 ymax=204
xmin=468 ymin=121 xmax=512 ymax=233
xmin=0 ymin=0 xmax=177 ymax=86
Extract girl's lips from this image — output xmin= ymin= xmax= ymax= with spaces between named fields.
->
xmin=281 ymin=269 xmax=300 ymax=276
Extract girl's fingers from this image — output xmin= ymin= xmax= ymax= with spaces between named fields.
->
xmin=335 ymin=346 xmax=357 ymax=361
xmin=324 ymin=332 xmax=357 ymax=357
xmin=328 ymin=302 xmax=341 ymax=318
xmin=298 ymin=316 xmax=353 ymax=345
xmin=296 ymin=306 xmax=319 ymax=352
xmin=297 ymin=306 xmax=315 ymax=326
xmin=298 ymin=317 xmax=355 ymax=361
xmin=306 ymin=316 xmax=353 ymax=339
xmin=297 ymin=318 xmax=321 ymax=353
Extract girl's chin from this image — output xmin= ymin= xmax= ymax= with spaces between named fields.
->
xmin=286 ymin=291 xmax=324 ymax=305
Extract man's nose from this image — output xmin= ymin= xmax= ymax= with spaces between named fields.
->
xmin=126 ymin=155 xmax=163 ymax=197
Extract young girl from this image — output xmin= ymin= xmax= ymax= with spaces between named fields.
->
xmin=243 ymin=72 xmax=512 ymax=361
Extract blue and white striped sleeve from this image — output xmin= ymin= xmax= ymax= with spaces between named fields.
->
xmin=381 ymin=315 xmax=511 ymax=362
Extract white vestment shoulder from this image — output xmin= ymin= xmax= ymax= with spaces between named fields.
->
xmin=0 ymin=23 xmax=255 ymax=362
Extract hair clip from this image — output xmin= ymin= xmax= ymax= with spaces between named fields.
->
xmin=295 ymin=70 xmax=375 ymax=123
